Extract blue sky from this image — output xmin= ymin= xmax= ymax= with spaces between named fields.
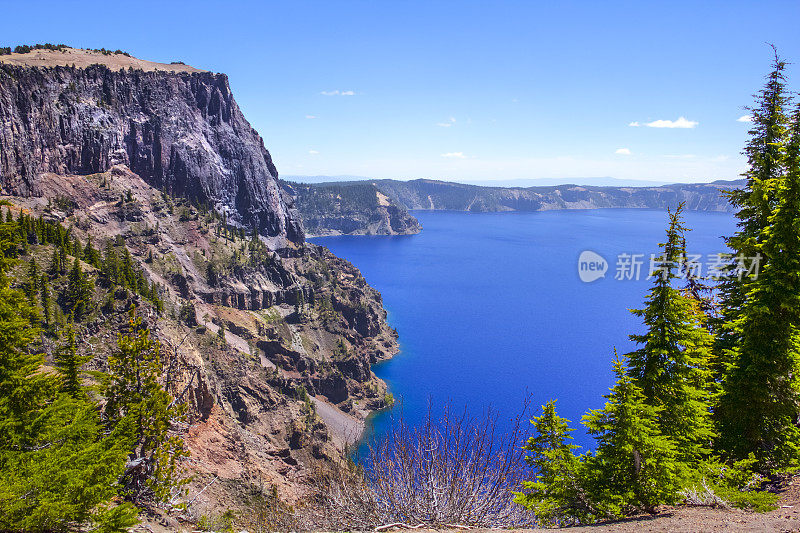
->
xmin=2 ymin=1 xmax=799 ymax=183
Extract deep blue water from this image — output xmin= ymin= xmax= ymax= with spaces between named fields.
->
xmin=312 ymin=209 xmax=737 ymax=452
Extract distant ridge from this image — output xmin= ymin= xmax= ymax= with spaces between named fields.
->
xmin=285 ymin=178 xmax=743 ymax=236
xmin=283 ymin=175 xmax=729 ymax=188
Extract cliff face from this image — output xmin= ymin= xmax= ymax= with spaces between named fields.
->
xmin=284 ymin=181 xmax=422 ymax=237
xmin=0 ymin=61 xmax=303 ymax=242
xmin=0 ymin=49 xmax=399 ymax=515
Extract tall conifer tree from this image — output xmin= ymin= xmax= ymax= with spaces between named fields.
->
xmin=715 ymin=50 xmax=793 ymax=372
xmin=717 ymin=104 xmax=800 ymax=468
xmin=626 ymin=204 xmax=715 ymax=465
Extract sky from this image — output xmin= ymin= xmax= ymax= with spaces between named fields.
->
xmin=2 ymin=1 xmax=799 ymax=183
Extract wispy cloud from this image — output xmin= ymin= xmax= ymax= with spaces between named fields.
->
xmin=441 ymin=152 xmax=468 ymax=159
xmin=629 ymin=116 xmax=698 ymax=129
xmin=308 ymin=150 xmax=319 ymax=155
xmin=320 ymin=90 xmax=355 ymax=96
xmin=615 ymin=148 xmax=631 ymax=155
xmin=737 ymin=115 xmax=753 ymax=123
xmin=436 ymin=117 xmax=457 ymax=128
xmin=305 ymin=114 xmax=318 ymax=119
xmin=663 ymin=154 xmax=697 ymax=159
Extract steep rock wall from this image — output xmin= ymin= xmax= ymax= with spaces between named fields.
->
xmin=0 ymin=63 xmax=304 ymax=242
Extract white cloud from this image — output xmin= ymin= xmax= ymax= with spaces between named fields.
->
xmin=737 ymin=115 xmax=753 ymax=123
xmin=320 ymin=90 xmax=355 ymax=96
xmin=629 ymin=117 xmax=698 ymax=128
xmin=643 ymin=116 xmax=698 ymax=129
xmin=436 ymin=117 xmax=457 ymax=128
xmin=615 ymin=148 xmax=631 ymax=155
xmin=305 ymin=114 xmax=318 ymax=119
xmin=441 ymin=152 xmax=467 ymax=159
xmin=308 ymin=150 xmax=319 ymax=155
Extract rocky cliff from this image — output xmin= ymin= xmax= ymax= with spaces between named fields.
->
xmin=284 ymin=180 xmax=422 ymax=236
xmin=0 ymin=48 xmax=398 ymax=520
xmin=0 ymin=49 xmax=303 ymax=243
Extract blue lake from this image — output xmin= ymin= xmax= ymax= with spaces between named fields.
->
xmin=312 ymin=209 xmax=737 ymax=452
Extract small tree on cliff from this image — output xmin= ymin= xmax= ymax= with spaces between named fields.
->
xmin=66 ymin=257 xmax=93 ymax=321
xmin=55 ymin=324 xmax=84 ymax=398
xmin=103 ymin=310 xmax=189 ymax=503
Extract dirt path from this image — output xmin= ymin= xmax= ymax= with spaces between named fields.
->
xmin=504 ymin=506 xmax=800 ymax=532
xmin=310 ymin=396 xmax=365 ymax=446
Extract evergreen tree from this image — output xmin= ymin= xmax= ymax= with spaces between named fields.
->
xmin=55 ymin=324 xmax=83 ymax=398
xmin=40 ymin=274 xmax=51 ymax=327
xmin=101 ymin=243 xmax=119 ymax=286
xmin=103 ymin=311 xmax=188 ymax=503
xmin=626 ymin=204 xmax=715 ymax=465
xmin=717 ymin=104 xmax=800 ymax=469
xmin=514 ymin=400 xmax=596 ymax=525
xmin=581 ymin=356 xmax=680 ymax=517
xmin=84 ymin=236 xmax=101 ymax=268
xmin=715 ymin=50 xmax=793 ymax=372
xmin=66 ymin=257 xmax=92 ymax=321
xmin=22 ymin=257 xmax=39 ymax=300
xmin=57 ymin=247 xmax=67 ymax=275
xmin=49 ymin=248 xmax=61 ymax=275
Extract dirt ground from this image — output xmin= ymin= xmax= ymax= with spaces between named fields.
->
xmin=0 ymin=47 xmax=204 ymax=72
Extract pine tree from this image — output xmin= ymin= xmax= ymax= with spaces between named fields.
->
xmin=514 ymin=400 xmax=596 ymax=525
xmin=581 ymin=355 xmax=680 ymax=517
xmin=66 ymin=257 xmax=92 ymax=321
xmin=717 ymin=104 xmax=800 ymax=469
xmin=55 ymin=324 xmax=83 ymax=398
xmin=49 ymin=248 xmax=60 ymax=275
xmin=57 ymin=247 xmax=67 ymax=275
xmin=101 ymin=244 xmax=119 ymax=286
xmin=84 ymin=236 xmax=101 ymax=268
xmin=103 ymin=311 xmax=188 ymax=503
xmin=715 ymin=50 xmax=793 ymax=373
xmin=40 ymin=274 xmax=51 ymax=327
xmin=22 ymin=257 xmax=39 ymax=300
xmin=625 ymin=204 xmax=715 ymax=466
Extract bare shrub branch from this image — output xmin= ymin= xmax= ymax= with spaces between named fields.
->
xmin=312 ymin=398 xmax=535 ymax=529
